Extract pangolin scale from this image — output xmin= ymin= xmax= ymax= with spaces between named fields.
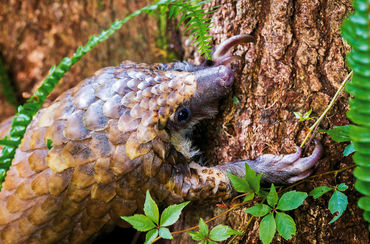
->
xmin=0 ymin=35 xmax=322 ymax=243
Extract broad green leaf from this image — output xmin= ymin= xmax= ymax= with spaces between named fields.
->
xmin=267 ymin=184 xmax=278 ymax=207
xmin=226 ymin=172 xmax=252 ymax=193
xmin=343 ymin=143 xmax=355 ymax=156
xmin=323 ymin=125 xmax=351 ymax=142
xmin=245 ymin=163 xmax=262 ymax=193
xmin=277 ymin=191 xmax=307 ymax=211
xmin=144 ymin=229 xmax=158 ymax=244
xmin=358 ymin=196 xmax=370 ymax=211
xmin=159 ymin=227 xmax=173 ymax=240
xmin=160 ymin=201 xmax=190 ymax=227
xmin=199 ymin=218 xmax=209 ymax=238
xmin=354 ymin=166 xmax=370 ymax=181
xmin=259 ymin=213 xmax=276 ymax=244
xmin=245 ymin=204 xmax=271 ymax=217
xmin=309 ymin=186 xmax=333 ymax=199
xmin=275 ymin=212 xmax=296 ymax=240
xmin=336 ymin=183 xmax=348 ymax=191
xmin=144 ymin=190 xmax=159 ymax=224
xmin=209 ymin=225 xmax=242 ymax=241
xmin=328 ymin=191 xmax=348 ymax=224
xmin=188 ymin=231 xmax=204 ymax=241
xmin=122 ymin=214 xmax=156 ymax=232
xmin=208 ymin=241 xmax=218 ymax=244
xmin=243 ymin=192 xmax=255 ymax=202
xmin=199 ymin=240 xmax=207 ymax=244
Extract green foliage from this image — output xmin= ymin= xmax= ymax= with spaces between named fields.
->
xmin=309 ymin=183 xmax=349 ymax=224
xmin=188 ymin=218 xmax=241 ymax=243
xmin=323 ymin=125 xmax=357 ymax=156
xmin=243 ymin=184 xmax=307 ymax=244
xmin=293 ymin=108 xmax=317 ymax=122
xmin=122 ymin=190 xmax=189 ymax=243
xmin=226 ymin=163 xmax=263 ymax=202
xmin=232 ymin=96 xmax=240 ymax=104
xmin=341 ymin=0 xmax=370 ymax=228
xmin=343 ymin=143 xmax=356 ymax=156
xmin=0 ymin=59 xmax=18 ymax=107
xmin=0 ymin=0 xmax=215 ymax=191
xmin=46 ymin=139 xmax=53 ymax=150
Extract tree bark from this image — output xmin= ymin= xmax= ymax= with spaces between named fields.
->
xmin=0 ymin=0 xmax=368 ymax=243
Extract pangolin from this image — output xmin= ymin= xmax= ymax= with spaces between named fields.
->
xmin=0 ymin=34 xmax=322 ymax=243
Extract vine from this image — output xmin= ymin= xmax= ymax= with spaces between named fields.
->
xmin=341 ymin=0 xmax=370 ymax=228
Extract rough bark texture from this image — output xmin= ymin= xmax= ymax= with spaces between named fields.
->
xmin=0 ymin=0 xmax=368 ymax=243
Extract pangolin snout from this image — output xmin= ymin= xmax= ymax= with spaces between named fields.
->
xmin=194 ymin=65 xmax=234 ymax=98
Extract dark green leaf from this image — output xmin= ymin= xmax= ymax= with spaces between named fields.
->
xmin=160 ymin=201 xmax=190 ymax=227
xmin=309 ymin=186 xmax=333 ymax=199
xmin=188 ymin=231 xmax=204 ymax=241
xmin=267 ymin=184 xmax=278 ymax=207
xmin=209 ymin=225 xmax=242 ymax=241
xmin=144 ymin=229 xmax=158 ymax=244
xmin=277 ymin=191 xmax=307 ymax=211
xmin=243 ymin=192 xmax=255 ymax=202
xmin=336 ymin=183 xmax=348 ymax=191
xmin=343 ymin=143 xmax=356 ymax=156
xmin=226 ymin=172 xmax=251 ymax=193
xmin=46 ymin=139 xmax=53 ymax=150
xmin=328 ymin=191 xmax=348 ymax=224
xmin=121 ymin=214 xmax=156 ymax=232
xmin=159 ymin=227 xmax=173 ymax=240
xmin=245 ymin=163 xmax=262 ymax=193
xmin=275 ymin=212 xmax=296 ymax=240
xmin=233 ymin=96 xmax=240 ymax=104
xmin=245 ymin=204 xmax=271 ymax=217
xmin=144 ymin=190 xmax=159 ymax=225
xmin=259 ymin=213 xmax=276 ymax=244
xmin=323 ymin=125 xmax=351 ymax=142
xmin=199 ymin=218 xmax=209 ymax=238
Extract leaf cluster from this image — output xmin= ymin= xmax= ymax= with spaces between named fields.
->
xmin=122 ymin=190 xmax=189 ymax=244
xmin=293 ymin=108 xmax=317 ymax=122
xmin=309 ymin=183 xmax=349 ymax=224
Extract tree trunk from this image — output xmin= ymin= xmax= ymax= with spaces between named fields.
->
xmin=0 ymin=0 xmax=368 ymax=243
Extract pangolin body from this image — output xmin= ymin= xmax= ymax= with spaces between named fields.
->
xmin=0 ymin=35 xmax=322 ymax=243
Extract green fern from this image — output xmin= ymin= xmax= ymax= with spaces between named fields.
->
xmin=0 ymin=0 xmax=216 ymax=190
xmin=341 ymin=0 xmax=370 ymax=229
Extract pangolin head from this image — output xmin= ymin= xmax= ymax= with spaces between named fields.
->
xmin=122 ymin=34 xmax=254 ymax=160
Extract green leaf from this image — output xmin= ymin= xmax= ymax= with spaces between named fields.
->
xmin=233 ymin=96 xmax=240 ymax=104
xmin=199 ymin=218 xmax=209 ymax=238
xmin=275 ymin=212 xmax=296 ymax=240
xmin=159 ymin=227 xmax=173 ymax=240
xmin=188 ymin=231 xmax=204 ymax=241
xmin=208 ymin=241 xmax=218 ymax=244
xmin=245 ymin=163 xmax=262 ymax=193
xmin=160 ymin=201 xmax=190 ymax=227
xmin=226 ymin=172 xmax=251 ymax=193
xmin=209 ymin=225 xmax=242 ymax=241
xmin=277 ymin=191 xmax=307 ymax=211
xmin=245 ymin=204 xmax=271 ymax=217
xmin=144 ymin=229 xmax=158 ymax=244
xmin=267 ymin=184 xmax=278 ymax=207
xmin=309 ymin=186 xmax=333 ymax=199
xmin=259 ymin=213 xmax=276 ymax=244
xmin=121 ymin=214 xmax=156 ymax=232
xmin=336 ymin=183 xmax=348 ymax=191
xmin=343 ymin=143 xmax=356 ymax=156
xmin=358 ymin=196 xmax=370 ymax=211
xmin=323 ymin=125 xmax=351 ymax=142
xmin=328 ymin=190 xmax=348 ymax=224
xmin=243 ymin=192 xmax=255 ymax=202
xmin=144 ymin=190 xmax=159 ymax=225
xmin=46 ymin=139 xmax=53 ymax=150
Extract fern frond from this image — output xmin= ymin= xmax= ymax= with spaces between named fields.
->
xmin=341 ymin=0 xmax=370 ymax=229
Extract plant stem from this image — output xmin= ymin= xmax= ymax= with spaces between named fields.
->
xmin=300 ymin=70 xmax=353 ymax=148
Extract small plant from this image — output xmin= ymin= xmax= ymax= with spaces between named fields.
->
xmin=122 ymin=190 xmax=189 ymax=244
xmin=244 ymin=185 xmax=307 ymax=244
xmin=293 ymin=108 xmax=317 ymax=122
xmin=188 ymin=218 xmax=242 ymax=244
xmin=323 ymin=125 xmax=356 ymax=156
xmin=309 ymin=183 xmax=349 ymax=224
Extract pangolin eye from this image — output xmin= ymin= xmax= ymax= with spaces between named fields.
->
xmin=177 ymin=107 xmax=191 ymax=123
